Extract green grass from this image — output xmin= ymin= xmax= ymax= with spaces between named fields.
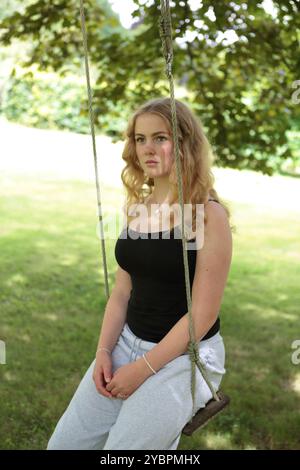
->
xmin=0 ymin=172 xmax=299 ymax=450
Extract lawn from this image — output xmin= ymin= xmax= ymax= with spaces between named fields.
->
xmin=0 ymin=171 xmax=299 ymax=450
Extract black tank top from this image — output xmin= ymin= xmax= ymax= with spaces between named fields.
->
xmin=114 ymin=199 xmax=220 ymax=343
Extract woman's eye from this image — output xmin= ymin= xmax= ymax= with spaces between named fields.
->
xmin=135 ymin=136 xmax=167 ymax=143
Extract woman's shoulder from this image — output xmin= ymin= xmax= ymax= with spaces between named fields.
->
xmin=204 ymin=198 xmax=224 ymax=215
xmin=204 ymin=199 xmax=230 ymax=234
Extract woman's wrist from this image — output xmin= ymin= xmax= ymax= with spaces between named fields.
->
xmin=96 ymin=347 xmax=111 ymax=356
xmin=135 ymin=355 xmax=156 ymax=379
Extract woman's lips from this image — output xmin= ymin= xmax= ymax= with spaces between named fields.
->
xmin=145 ymin=161 xmax=158 ymax=165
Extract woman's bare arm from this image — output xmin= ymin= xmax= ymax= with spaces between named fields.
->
xmin=96 ymin=266 xmax=132 ymax=352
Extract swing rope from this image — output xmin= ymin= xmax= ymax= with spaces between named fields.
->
xmin=79 ymin=0 xmax=110 ymax=301
xmin=79 ymin=0 xmax=229 ymax=434
xmin=158 ymin=1 xmax=219 ymax=419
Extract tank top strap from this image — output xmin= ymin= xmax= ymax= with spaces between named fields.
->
xmin=208 ymin=198 xmax=219 ymax=203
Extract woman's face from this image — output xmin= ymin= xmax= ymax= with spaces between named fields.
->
xmin=134 ymin=113 xmax=174 ymax=178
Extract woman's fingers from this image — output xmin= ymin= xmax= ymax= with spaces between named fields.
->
xmin=93 ymin=368 xmax=113 ymax=398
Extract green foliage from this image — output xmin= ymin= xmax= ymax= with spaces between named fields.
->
xmin=2 ymin=69 xmax=87 ymax=132
xmin=280 ymin=131 xmax=300 ymax=175
xmin=0 ymin=0 xmax=33 ymax=21
xmin=0 ymin=0 xmax=299 ymax=174
xmin=1 ymin=67 xmax=132 ymax=136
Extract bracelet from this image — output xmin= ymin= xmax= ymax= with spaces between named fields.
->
xmin=142 ymin=353 xmax=157 ymax=374
xmin=96 ymin=347 xmax=111 ymax=355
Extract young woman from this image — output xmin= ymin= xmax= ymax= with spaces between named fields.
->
xmin=47 ymin=97 xmax=233 ymax=450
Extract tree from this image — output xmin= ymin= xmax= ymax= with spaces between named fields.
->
xmin=0 ymin=0 xmax=299 ymax=174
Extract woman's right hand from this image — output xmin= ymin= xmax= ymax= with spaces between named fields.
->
xmin=93 ymin=350 xmax=114 ymax=398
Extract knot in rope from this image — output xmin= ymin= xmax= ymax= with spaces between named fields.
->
xmin=158 ymin=15 xmax=173 ymax=78
xmin=187 ymin=340 xmax=199 ymax=363
xmin=159 ymin=15 xmax=171 ymax=40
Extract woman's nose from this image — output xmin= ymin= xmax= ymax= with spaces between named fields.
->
xmin=144 ymin=142 xmax=155 ymax=154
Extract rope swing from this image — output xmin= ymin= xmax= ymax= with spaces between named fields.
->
xmin=79 ymin=0 xmax=230 ymax=437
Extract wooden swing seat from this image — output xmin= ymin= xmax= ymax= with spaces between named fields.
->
xmin=182 ymin=391 xmax=230 ymax=436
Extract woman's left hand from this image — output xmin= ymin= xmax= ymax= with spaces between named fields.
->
xmin=105 ymin=360 xmax=150 ymax=399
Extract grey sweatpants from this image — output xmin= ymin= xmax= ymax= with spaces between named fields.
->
xmin=47 ymin=322 xmax=226 ymax=450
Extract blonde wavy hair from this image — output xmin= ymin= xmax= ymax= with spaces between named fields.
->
xmin=121 ymin=97 xmax=233 ymax=232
